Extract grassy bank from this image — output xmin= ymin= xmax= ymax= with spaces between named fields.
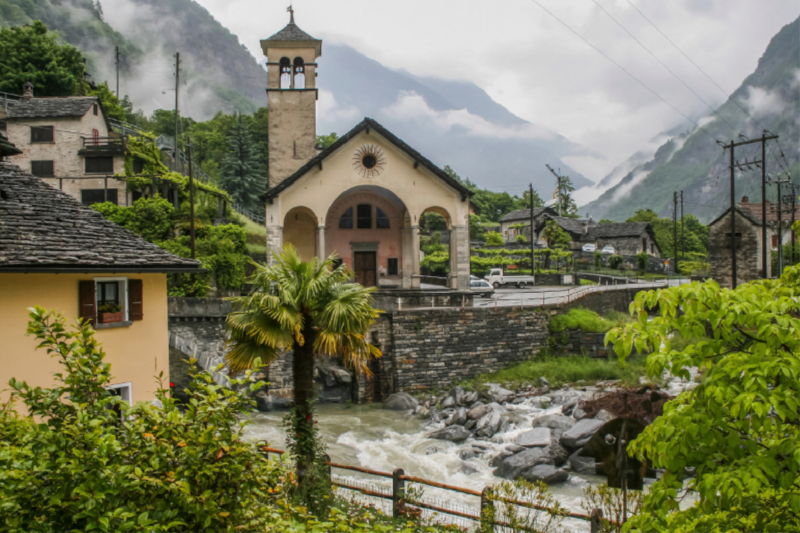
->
xmin=468 ymin=354 xmax=649 ymax=390
xmin=550 ymin=307 xmax=633 ymax=333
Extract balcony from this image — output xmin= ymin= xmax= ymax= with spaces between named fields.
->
xmin=78 ymin=136 xmax=127 ymax=155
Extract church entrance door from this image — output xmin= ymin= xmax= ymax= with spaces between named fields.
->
xmin=354 ymin=252 xmax=376 ymax=287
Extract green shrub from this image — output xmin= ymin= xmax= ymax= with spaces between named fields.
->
xmin=515 ymin=234 xmax=527 ymax=244
xmin=594 ymin=251 xmax=602 ymax=267
xmin=580 ymin=278 xmax=595 ymax=286
xmin=608 ymin=254 xmax=624 ymax=269
xmin=485 ymin=231 xmax=504 ymax=246
xmin=0 ymin=306 xmax=280 ymax=532
xmin=550 ymin=306 xmax=629 ymax=333
xmin=636 ymin=252 xmax=649 ymax=271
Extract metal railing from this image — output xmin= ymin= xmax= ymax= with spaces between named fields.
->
xmin=233 ymin=202 xmax=265 ymax=224
xmin=0 ymin=91 xmax=21 ymax=116
xmin=81 ymin=136 xmax=126 ymax=150
xmin=108 ymin=119 xmax=149 ymax=138
xmin=260 ymin=446 xmax=613 ymax=532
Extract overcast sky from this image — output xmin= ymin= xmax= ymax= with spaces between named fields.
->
xmin=194 ymin=0 xmax=799 ymax=182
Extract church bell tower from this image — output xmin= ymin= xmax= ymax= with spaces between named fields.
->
xmin=261 ymin=9 xmax=322 ymax=188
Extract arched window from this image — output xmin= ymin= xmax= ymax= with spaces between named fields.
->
xmin=339 ymin=207 xmax=353 ymax=229
xmin=280 ymin=57 xmax=292 ymax=89
xmin=356 ymin=204 xmax=372 ymax=229
xmin=293 ymin=57 xmax=305 ymax=89
xmin=376 ymin=207 xmax=390 ymax=229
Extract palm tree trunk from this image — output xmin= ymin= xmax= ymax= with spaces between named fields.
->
xmin=292 ymin=319 xmax=317 ymax=482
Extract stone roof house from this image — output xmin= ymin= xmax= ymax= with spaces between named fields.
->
xmin=0 ymin=160 xmax=201 ymax=409
xmin=582 ymin=222 xmax=661 ymax=257
xmin=498 ymin=207 xmax=557 ymax=244
xmin=534 ymin=215 xmax=596 ymax=249
xmin=738 ymin=196 xmax=796 ymax=249
xmin=3 ymin=82 xmax=129 ymax=207
xmin=707 ymin=206 xmax=774 ymax=288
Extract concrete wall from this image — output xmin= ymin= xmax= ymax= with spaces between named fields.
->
xmin=0 ymin=273 xmax=170 ymax=407
xmin=709 ymin=212 xmax=767 ymax=288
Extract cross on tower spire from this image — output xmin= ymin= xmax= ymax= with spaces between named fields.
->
xmin=287 ymin=4 xmax=294 ymax=24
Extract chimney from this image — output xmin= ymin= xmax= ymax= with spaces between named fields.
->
xmin=741 ymin=196 xmax=749 ymax=204
xmin=22 ymin=82 xmax=33 ymax=100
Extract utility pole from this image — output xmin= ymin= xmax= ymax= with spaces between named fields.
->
xmin=680 ymin=191 xmax=684 ymax=261
xmin=115 ymin=46 xmax=120 ymax=98
xmin=545 ymin=164 xmax=564 ymax=216
xmin=187 ymin=143 xmax=196 ymax=259
xmin=722 ymin=132 xmax=778 ymax=284
xmin=530 ymin=183 xmax=535 ymax=281
xmin=174 ymin=52 xmax=181 ymax=172
xmin=673 ymin=192 xmax=678 ymax=274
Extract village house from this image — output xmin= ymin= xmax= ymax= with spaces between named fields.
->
xmin=0 ymin=158 xmax=202 ymax=408
xmin=3 ymin=82 xmax=129 ymax=206
xmin=708 ymin=205 xmax=773 ymax=288
xmin=533 ymin=215 xmax=596 ymax=249
xmin=260 ymin=14 xmax=472 ymax=290
xmin=738 ymin=195 xmax=797 ymax=250
xmin=581 ymin=222 xmax=661 ymax=256
xmin=498 ymin=207 xmax=557 ymax=244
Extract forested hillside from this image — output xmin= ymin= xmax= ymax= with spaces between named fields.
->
xmin=582 ymin=17 xmax=800 ymax=223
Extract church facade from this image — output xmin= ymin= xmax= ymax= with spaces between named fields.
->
xmin=260 ymin=16 xmax=472 ymax=290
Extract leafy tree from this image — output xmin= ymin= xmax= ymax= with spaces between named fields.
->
xmin=608 ymin=270 xmax=800 ymax=532
xmin=249 ymin=107 xmax=270 ymax=171
xmin=316 ymin=132 xmax=338 ymax=148
xmin=0 ymin=21 xmax=86 ymax=96
xmin=523 ymin=187 xmax=544 ymax=209
xmin=219 ymin=113 xmax=265 ymax=211
xmin=0 ymin=306 xmax=282 ymax=531
xmin=224 ymin=246 xmax=381 ymax=492
xmin=598 ymin=219 xmax=616 ymax=225
xmin=516 ymin=234 xmax=527 ymax=244
xmin=541 ymin=220 xmax=571 ymax=249
xmin=626 ymin=209 xmax=708 ymax=258
xmin=469 ymin=214 xmax=482 ymax=241
xmin=485 ymin=232 xmax=504 ymax=246
xmin=89 ymin=82 xmax=126 ymax=121
xmin=553 ymin=175 xmax=577 ymax=216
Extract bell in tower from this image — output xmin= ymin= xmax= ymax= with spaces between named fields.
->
xmin=261 ymin=9 xmax=322 ymax=189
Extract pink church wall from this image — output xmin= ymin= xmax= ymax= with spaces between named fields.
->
xmin=325 ymin=191 xmax=404 ymax=283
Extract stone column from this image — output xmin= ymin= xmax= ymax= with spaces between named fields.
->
xmin=402 ymin=224 xmax=413 ymax=289
xmin=454 ymin=225 xmax=470 ymax=291
xmin=448 ymin=227 xmax=458 ymax=289
xmin=411 ymin=224 xmax=421 ymax=289
xmin=266 ymin=225 xmax=283 ymax=266
xmin=316 ymin=225 xmax=326 ymax=263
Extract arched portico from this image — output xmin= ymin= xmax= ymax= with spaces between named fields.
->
xmin=420 ymin=206 xmax=461 ymax=289
xmin=283 ymin=206 xmax=318 ymax=262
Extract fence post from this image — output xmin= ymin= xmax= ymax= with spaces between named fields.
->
xmin=480 ymin=486 xmax=494 ymax=533
xmin=590 ymin=508 xmax=603 ymax=533
xmin=323 ymin=453 xmax=332 ymax=484
xmin=392 ymin=468 xmax=405 ymax=519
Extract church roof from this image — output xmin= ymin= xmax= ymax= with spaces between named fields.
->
xmin=261 ymin=118 xmax=474 ymax=201
xmin=265 ymin=21 xmax=318 ymax=42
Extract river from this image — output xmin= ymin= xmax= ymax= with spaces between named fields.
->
xmin=244 ymin=399 xmax=614 ymax=531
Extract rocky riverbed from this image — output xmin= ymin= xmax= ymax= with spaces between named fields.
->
xmin=382 ymin=371 xmax=698 ymax=487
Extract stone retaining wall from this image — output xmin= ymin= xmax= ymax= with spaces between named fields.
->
xmin=551 ymin=330 xmax=614 ymax=358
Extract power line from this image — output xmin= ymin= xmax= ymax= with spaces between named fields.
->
xmin=528 ymin=0 xmax=722 ymax=145
xmin=590 ymin=0 xmax=741 ymax=136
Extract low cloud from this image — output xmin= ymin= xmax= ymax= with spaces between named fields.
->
xmin=382 ymin=91 xmax=558 ymax=142
xmin=740 ymin=86 xmax=787 ymax=119
xmin=611 ymin=169 xmax=652 ymax=203
xmin=318 ymin=89 xmax=362 ymax=123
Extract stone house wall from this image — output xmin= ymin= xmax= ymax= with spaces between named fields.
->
xmin=709 ymin=211 xmax=766 ymax=288
xmin=6 ymin=113 xmax=128 ymax=205
xmin=593 ymin=235 xmax=658 ymax=257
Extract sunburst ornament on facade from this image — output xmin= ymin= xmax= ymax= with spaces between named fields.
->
xmin=352 ymin=144 xmax=386 ymax=178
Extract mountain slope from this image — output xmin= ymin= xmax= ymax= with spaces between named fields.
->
xmin=317 ymin=44 xmax=594 ymax=192
xmin=582 ymin=17 xmax=800 ymax=223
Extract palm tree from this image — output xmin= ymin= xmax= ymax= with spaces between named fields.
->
xmin=224 ymin=245 xmax=381 ymax=481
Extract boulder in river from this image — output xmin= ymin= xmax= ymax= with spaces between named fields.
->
xmin=468 ymin=403 xmax=492 ymax=420
xmin=448 ymin=386 xmax=466 ymax=406
xmin=572 ymin=406 xmax=590 ymax=420
xmin=488 ymin=385 xmax=515 ymax=404
xmin=521 ymin=464 xmax=569 ymax=484
xmin=383 ymin=392 xmax=419 ymax=411
xmin=464 ymin=418 xmax=477 ymax=430
xmin=463 ymin=391 xmax=479 ymax=405
xmin=569 ymin=449 xmax=596 ymax=475
xmin=515 ymin=428 xmax=552 ymax=448
xmin=594 ymin=409 xmax=615 ymax=423
xmin=428 ymin=425 xmax=471 ymax=442
xmin=254 ymin=390 xmax=271 ymax=412
xmin=459 ymin=448 xmax=478 ymax=460
xmin=476 ymin=411 xmax=502 ymax=438
xmin=560 ymin=418 xmax=605 ymax=448
xmin=538 ymin=377 xmax=550 ymax=387
xmin=440 ymin=396 xmax=456 ymax=409
xmin=494 ymin=447 xmax=550 ymax=479
xmin=547 ymin=388 xmax=585 ymax=406
xmin=430 ymin=407 xmax=441 ymax=423
xmin=452 ymin=407 xmax=468 ymax=426
xmin=532 ymin=414 xmax=576 ymax=441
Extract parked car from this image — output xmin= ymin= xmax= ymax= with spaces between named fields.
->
xmin=601 ymin=245 xmax=616 ymax=255
xmin=470 ymin=279 xmax=495 ymax=298
xmin=582 ymin=243 xmax=596 ymax=253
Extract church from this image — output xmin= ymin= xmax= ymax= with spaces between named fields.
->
xmin=259 ymin=13 xmax=472 ymax=291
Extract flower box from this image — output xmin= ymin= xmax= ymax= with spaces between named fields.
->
xmin=100 ymin=311 xmax=124 ymax=324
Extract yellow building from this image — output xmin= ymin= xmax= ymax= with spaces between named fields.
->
xmin=0 ymin=161 xmax=202 ymax=407
xmin=261 ymin=14 xmax=473 ymax=290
